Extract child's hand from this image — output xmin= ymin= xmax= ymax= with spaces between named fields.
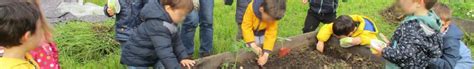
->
xmin=302 ymin=0 xmax=308 ymax=4
xmin=316 ymin=41 xmax=325 ymax=53
xmin=180 ymin=59 xmax=195 ymax=69
xmin=106 ymin=7 xmax=115 ymax=16
xmin=352 ymin=37 xmax=362 ymax=45
xmin=257 ymin=52 xmax=269 ymax=66
xmin=250 ymin=43 xmax=263 ymax=56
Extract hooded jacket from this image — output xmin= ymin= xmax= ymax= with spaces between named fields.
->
xmin=120 ymin=0 xmax=188 ymax=68
xmin=383 ymin=11 xmax=443 ymax=68
xmin=428 ymin=23 xmax=463 ymax=69
xmin=114 ymin=0 xmax=147 ymax=43
xmin=316 ymin=15 xmax=380 ymax=54
xmin=241 ymin=0 xmax=278 ymax=53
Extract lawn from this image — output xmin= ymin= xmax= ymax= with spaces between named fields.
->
xmin=54 ymin=0 xmax=474 ymax=68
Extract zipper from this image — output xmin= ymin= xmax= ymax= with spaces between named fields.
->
xmin=318 ymin=0 xmax=324 ymax=14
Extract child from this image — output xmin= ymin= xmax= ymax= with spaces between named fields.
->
xmin=120 ymin=0 xmax=195 ymax=68
xmin=428 ymin=3 xmax=474 ymax=69
xmin=382 ymin=0 xmax=443 ymax=68
xmin=104 ymin=0 xmax=147 ymax=44
xmin=315 ymin=15 xmax=385 ymax=56
xmin=301 ymin=0 xmax=338 ymax=33
xmin=241 ymin=0 xmax=286 ymax=66
xmin=0 ymin=1 xmax=44 ymax=69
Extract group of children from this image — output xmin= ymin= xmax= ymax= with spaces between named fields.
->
xmin=312 ymin=0 xmax=474 ymax=68
xmin=1 ymin=0 xmax=473 ymax=69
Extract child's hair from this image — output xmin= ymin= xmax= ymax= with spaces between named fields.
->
xmin=333 ymin=15 xmax=356 ymax=36
xmin=0 ymin=2 xmax=41 ymax=48
xmin=433 ymin=3 xmax=452 ymax=21
xmin=160 ymin=0 xmax=194 ymax=13
xmin=262 ymin=0 xmax=286 ymax=20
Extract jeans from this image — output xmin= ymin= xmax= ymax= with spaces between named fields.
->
xmin=127 ymin=61 xmax=164 ymax=69
xmin=181 ymin=0 xmax=214 ymax=56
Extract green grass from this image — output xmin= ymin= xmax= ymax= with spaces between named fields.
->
xmin=56 ymin=0 xmax=474 ymax=68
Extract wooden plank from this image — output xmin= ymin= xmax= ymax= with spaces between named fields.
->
xmin=453 ymin=18 xmax=474 ymax=33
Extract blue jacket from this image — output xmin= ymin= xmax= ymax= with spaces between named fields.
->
xmin=114 ymin=0 xmax=147 ymax=43
xmin=120 ymin=0 xmax=188 ymax=68
xmin=428 ymin=23 xmax=463 ymax=69
xmin=455 ymin=41 xmax=474 ymax=69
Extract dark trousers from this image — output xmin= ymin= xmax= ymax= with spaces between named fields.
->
xmin=235 ymin=0 xmax=251 ymax=41
xmin=302 ymin=9 xmax=337 ymax=33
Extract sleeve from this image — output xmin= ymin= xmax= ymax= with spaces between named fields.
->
xmin=144 ymin=21 xmax=181 ymax=69
xmin=173 ymin=32 xmax=190 ymax=60
xmin=316 ymin=23 xmax=333 ymax=42
xmin=429 ymin=37 xmax=461 ymax=69
xmin=263 ymin=21 xmax=278 ymax=52
xmin=241 ymin=4 xmax=256 ymax=44
xmin=357 ymin=32 xmax=376 ymax=46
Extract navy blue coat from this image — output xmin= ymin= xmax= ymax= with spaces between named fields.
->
xmin=309 ymin=0 xmax=338 ymax=14
xmin=114 ymin=0 xmax=147 ymax=43
xmin=120 ymin=0 xmax=188 ymax=68
xmin=428 ymin=23 xmax=463 ymax=69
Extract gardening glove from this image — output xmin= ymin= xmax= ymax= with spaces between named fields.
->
xmin=370 ymin=39 xmax=387 ymax=52
xmin=339 ymin=37 xmax=357 ymax=48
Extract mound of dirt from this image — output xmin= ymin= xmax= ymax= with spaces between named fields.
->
xmin=380 ymin=3 xmax=404 ymax=24
xmin=221 ymin=46 xmax=383 ymax=69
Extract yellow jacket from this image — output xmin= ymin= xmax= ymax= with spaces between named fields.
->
xmin=0 ymin=53 xmax=39 ymax=69
xmin=241 ymin=0 xmax=278 ymax=52
xmin=317 ymin=15 xmax=379 ymax=46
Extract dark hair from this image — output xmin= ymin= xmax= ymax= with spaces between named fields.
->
xmin=161 ymin=0 xmax=194 ymax=13
xmin=423 ymin=0 xmax=438 ymax=9
xmin=333 ymin=15 xmax=356 ymax=36
xmin=262 ymin=0 xmax=286 ymax=20
xmin=433 ymin=3 xmax=451 ymax=21
xmin=0 ymin=2 xmax=41 ymax=48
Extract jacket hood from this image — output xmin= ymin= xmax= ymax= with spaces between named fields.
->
xmin=403 ymin=10 xmax=442 ymax=32
xmin=140 ymin=0 xmax=173 ymax=22
xmin=252 ymin=0 xmax=263 ymax=19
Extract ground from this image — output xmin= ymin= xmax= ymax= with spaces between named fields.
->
xmin=54 ymin=0 xmax=474 ymax=68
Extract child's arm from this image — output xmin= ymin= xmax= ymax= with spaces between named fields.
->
xmin=429 ymin=36 xmax=461 ymax=68
xmin=241 ymin=5 xmax=263 ymax=55
xmin=241 ymin=5 xmax=256 ymax=46
xmin=315 ymin=23 xmax=333 ymax=52
xmin=262 ymin=22 xmax=278 ymax=53
xmin=145 ymin=21 xmax=181 ymax=69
